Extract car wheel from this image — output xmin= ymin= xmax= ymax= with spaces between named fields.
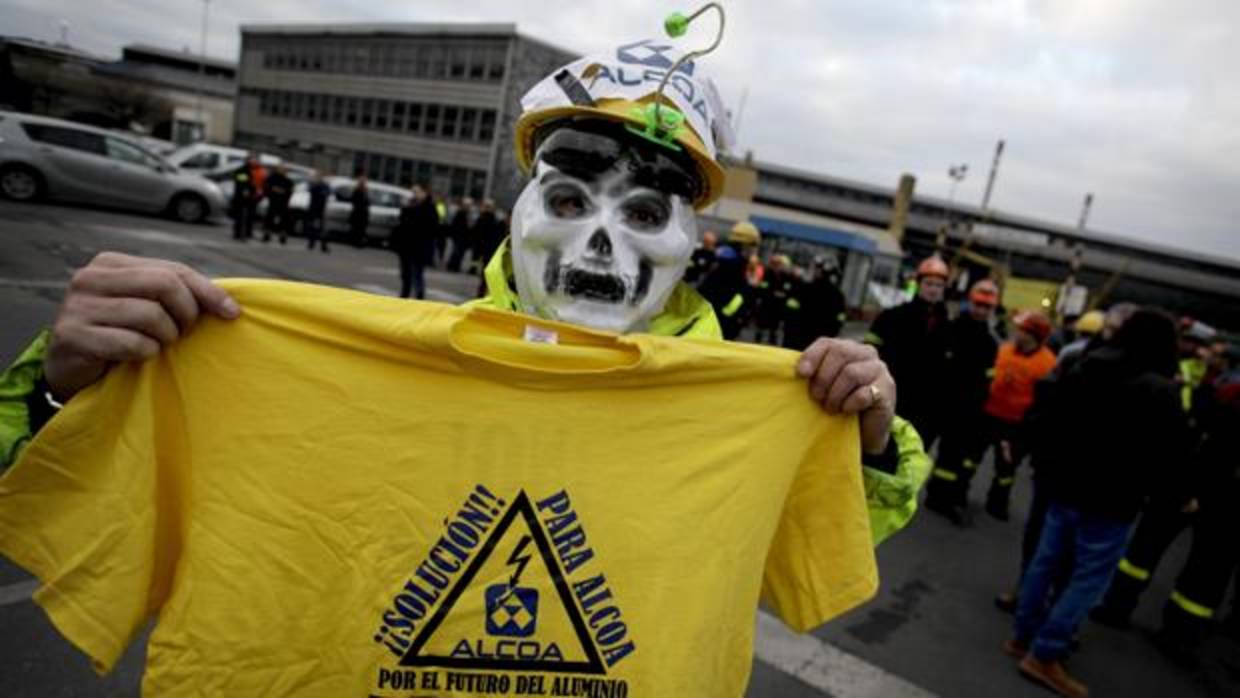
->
xmin=170 ymin=192 xmax=208 ymax=223
xmin=0 ymin=164 xmax=45 ymax=202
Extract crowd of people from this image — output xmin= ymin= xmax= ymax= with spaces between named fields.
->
xmin=225 ymin=153 xmax=510 ymax=300
xmin=689 ymin=221 xmax=848 ymax=348
xmin=858 ymin=251 xmax=1238 ymax=697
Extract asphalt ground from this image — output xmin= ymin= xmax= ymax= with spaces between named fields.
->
xmin=0 ymin=199 xmax=1236 ymax=697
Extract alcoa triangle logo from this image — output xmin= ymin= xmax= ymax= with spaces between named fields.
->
xmin=372 ymin=487 xmax=635 ymax=696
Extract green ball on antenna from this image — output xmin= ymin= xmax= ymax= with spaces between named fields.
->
xmin=664 ymin=12 xmax=689 ymax=37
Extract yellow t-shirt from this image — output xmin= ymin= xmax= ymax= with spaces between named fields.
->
xmin=0 ymin=279 xmax=876 ymax=697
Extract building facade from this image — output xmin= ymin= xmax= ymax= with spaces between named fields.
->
xmin=234 ymin=23 xmax=574 ymax=205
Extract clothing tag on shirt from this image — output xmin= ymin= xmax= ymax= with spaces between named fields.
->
xmin=523 ymin=325 xmax=559 ymax=345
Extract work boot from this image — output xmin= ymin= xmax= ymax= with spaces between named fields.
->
xmin=1018 ymin=654 xmax=1088 ymax=698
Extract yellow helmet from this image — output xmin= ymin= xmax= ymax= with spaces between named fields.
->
xmin=513 ymin=39 xmax=734 ymax=211
xmin=1074 ymin=310 xmax=1105 ymax=335
xmin=729 ymin=220 xmax=761 ymax=247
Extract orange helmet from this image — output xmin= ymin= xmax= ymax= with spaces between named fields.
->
xmin=969 ymin=279 xmax=999 ymax=306
xmin=1014 ymin=310 xmax=1053 ymax=344
xmin=917 ymin=256 xmax=949 ymax=280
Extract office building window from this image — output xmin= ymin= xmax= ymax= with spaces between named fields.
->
xmin=470 ymin=170 xmax=488 ymax=199
xmin=441 ymin=107 xmax=458 ymax=139
xmin=406 ymin=103 xmax=423 ymax=134
xmin=346 ymin=97 xmax=359 ymax=125
xmin=488 ymin=46 xmax=506 ymax=81
xmin=322 ymin=43 xmax=336 ymax=72
xmin=450 ymin=167 xmax=467 ymax=197
xmin=468 ymin=45 xmax=486 ymax=80
xmin=332 ymin=96 xmax=344 ymax=124
xmin=360 ymin=98 xmax=374 ymax=127
xmin=432 ymin=164 xmax=451 ymax=196
xmin=459 ymin=108 xmax=478 ymax=141
xmin=368 ymin=42 xmax=383 ymax=73
xmin=479 ymin=110 xmax=496 ymax=141
xmin=375 ymin=99 xmax=389 ymax=129
xmin=416 ymin=161 xmax=432 ymax=185
xmin=391 ymin=101 xmax=406 ymax=131
xmin=367 ymin=152 xmax=383 ymax=179
xmin=306 ymin=94 xmax=318 ymax=120
xmin=310 ymin=46 xmax=322 ymax=70
xmin=449 ymin=46 xmax=467 ymax=79
xmin=413 ymin=44 xmax=429 ymax=78
xmin=424 ymin=104 xmax=440 ymax=135
xmin=400 ymin=159 xmax=414 ymax=186
xmin=351 ymin=45 xmax=368 ymax=73
xmin=397 ymin=45 xmax=415 ymax=77
xmin=428 ymin=47 xmax=446 ymax=79
xmin=381 ymin=43 xmax=397 ymax=75
xmin=353 ymin=152 xmax=366 ymax=176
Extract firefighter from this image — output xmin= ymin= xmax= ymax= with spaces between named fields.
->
xmin=923 ymin=279 xmax=1002 ymax=524
xmin=1092 ymin=372 xmax=1240 ymax=663
xmin=755 ymin=254 xmax=794 ymax=345
xmin=865 ymin=256 xmax=952 ymax=447
xmin=982 ymin=310 xmax=1056 ymax=521
xmin=782 ymin=256 xmax=846 ymax=350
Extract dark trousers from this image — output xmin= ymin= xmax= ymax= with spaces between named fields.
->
xmin=986 ymin=415 xmax=1029 ymax=511
xmin=903 ymin=408 xmax=941 ymax=454
xmin=232 ymin=199 xmax=256 ymax=239
xmin=398 ymin=253 xmax=426 ymax=299
xmin=925 ymin=412 xmax=990 ymax=508
xmin=305 ymin=212 xmax=329 ymax=251
xmin=263 ymin=200 xmax=291 ymax=242
xmin=447 ymin=235 xmax=468 ymax=272
xmin=1014 ymin=502 xmax=1131 ymax=661
xmin=1099 ymin=495 xmax=1240 ymax=635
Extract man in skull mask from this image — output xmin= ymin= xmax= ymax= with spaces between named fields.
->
xmin=1 ymin=34 xmax=927 ymax=547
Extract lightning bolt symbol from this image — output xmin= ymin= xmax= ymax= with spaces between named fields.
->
xmin=505 ymin=535 xmax=534 ymax=588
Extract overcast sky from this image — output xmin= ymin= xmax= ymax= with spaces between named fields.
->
xmin=5 ymin=0 xmax=1238 ymax=263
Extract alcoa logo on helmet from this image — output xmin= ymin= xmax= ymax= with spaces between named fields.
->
xmin=509 ymin=32 xmax=734 ymax=335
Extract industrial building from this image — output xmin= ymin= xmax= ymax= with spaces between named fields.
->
xmin=233 ymin=23 xmax=574 ymax=204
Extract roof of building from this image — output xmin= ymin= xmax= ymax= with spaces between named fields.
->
xmin=729 ymin=154 xmax=1240 ymax=273
xmin=122 ymin=44 xmax=237 ymax=73
xmin=0 ymin=35 xmax=110 ymax=64
xmin=93 ymin=61 xmax=235 ymax=98
xmin=239 ymin=22 xmax=575 ymax=57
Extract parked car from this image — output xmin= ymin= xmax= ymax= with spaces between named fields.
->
xmin=165 ymin=143 xmax=280 ymax=178
xmin=0 ymin=111 xmax=227 ymax=223
xmin=281 ymin=176 xmax=410 ymax=245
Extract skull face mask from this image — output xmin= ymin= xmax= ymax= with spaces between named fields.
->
xmin=510 ymin=123 xmax=702 ymax=334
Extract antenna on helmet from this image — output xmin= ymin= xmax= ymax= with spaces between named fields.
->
xmin=627 ymin=2 xmax=726 ymax=152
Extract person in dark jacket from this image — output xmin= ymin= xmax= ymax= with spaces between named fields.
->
xmin=781 ymin=257 xmax=846 ymax=350
xmin=865 ymin=255 xmax=952 ymax=446
xmin=924 ymin=279 xmax=1001 ymax=524
xmin=304 ymin=171 xmax=331 ymax=253
xmin=445 ymin=197 xmax=474 ymax=272
xmin=697 ymin=245 xmax=752 ymax=340
xmin=261 ymin=164 xmax=294 ymax=244
xmin=349 ymin=174 xmax=371 ymax=248
xmin=230 ymin=154 xmax=264 ymax=241
xmin=471 ymin=199 xmax=505 ymax=276
xmin=753 ymin=254 xmax=793 ymax=345
xmin=392 ymin=183 xmax=440 ymax=299
xmin=684 ymin=230 xmax=718 ymax=285
xmin=1006 ymin=309 xmax=1191 ymax=698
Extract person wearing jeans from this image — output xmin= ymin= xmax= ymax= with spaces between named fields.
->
xmin=1004 ymin=309 xmax=1191 ymax=698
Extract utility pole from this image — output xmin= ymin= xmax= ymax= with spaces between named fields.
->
xmin=195 ymin=0 xmax=210 ymax=143
xmin=935 ymin=163 xmax=968 ymax=252
xmin=953 ymin=138 xmax=1005 ymax=269
xmin=1057 ymin=192 xmax=1093 ymax=319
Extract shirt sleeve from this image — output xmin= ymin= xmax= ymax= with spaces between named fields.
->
xmin=760 ymin=415 xmax=879 ymax=632
xmin=0 ymin=330 xmax=51 ymax=470
xmin=0 ymin=358 xmax=187 ymax=674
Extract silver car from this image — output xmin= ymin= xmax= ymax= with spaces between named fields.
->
xmin=287 ymin=176 xmax=410 ymax=245
xmin=0 ymin=111 xmax=227 ymax=223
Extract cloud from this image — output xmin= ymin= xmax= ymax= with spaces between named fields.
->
xmin=3 ymin=0 xmax=1237 ymax=261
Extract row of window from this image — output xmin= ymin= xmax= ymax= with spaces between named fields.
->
xmin=254 ymin=89 xmax=499 ymax=144
xmin=352 ymin=150 xmax=488 ymax=200
xmin=258 ymin=39 xmax=508 ymax=82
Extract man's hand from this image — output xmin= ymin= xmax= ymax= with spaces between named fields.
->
xmin=797 ymin=338 xmax=897 ymax=455
xmin=43 ymin=252 xmax=240 ymax=401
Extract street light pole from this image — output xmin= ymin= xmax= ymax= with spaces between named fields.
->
xmin=935 ymin=163 xmax=968 ymax=252
xmin=195 ymin=0 xmax=210 ymax=143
